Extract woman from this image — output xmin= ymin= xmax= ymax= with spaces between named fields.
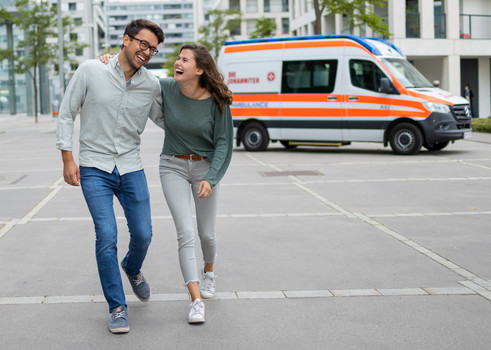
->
xmin=159 ymin=44 xmax=233 ymax=323
xmin=100 ymin=44 xmax=233 ymax=323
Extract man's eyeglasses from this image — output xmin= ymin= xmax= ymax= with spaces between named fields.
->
xmin=127 ymin=35 xmax=159 ymax=56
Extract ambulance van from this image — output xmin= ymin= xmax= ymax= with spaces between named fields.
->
xmin=217 ymin=35 xmax=473 ymax=155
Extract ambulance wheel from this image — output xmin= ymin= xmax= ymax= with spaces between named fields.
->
xmin=424 ymin=141 xmax=449 ymax=151
xmin=242 ymin=122 xmax=269 ymax=151
xmin=280 ymin=141 xmax=297 ymax=149
xmin=389 ymin=123 xmax=423 ymax=155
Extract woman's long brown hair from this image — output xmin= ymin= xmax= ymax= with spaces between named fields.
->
xmin=180 ymin=44 xmax=233 ymax=114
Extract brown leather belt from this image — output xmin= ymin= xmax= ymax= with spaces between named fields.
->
xmin=175 ymin=154 xmax=205 ymax=161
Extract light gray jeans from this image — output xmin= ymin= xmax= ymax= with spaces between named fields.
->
xmin=159 ymin=154 xmax=220 ymax=286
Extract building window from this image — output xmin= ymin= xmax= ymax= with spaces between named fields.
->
xmin=247 ymin=20 xmax=256 ymax=35
xmin=406 ymin=0 xmax=420 ymax=38
xmin=265 ymin=0 xmax=284 ymax=12
xmin=231 ymin=24 xmax=241 ymax=36
xmin=282 ymin=0 xmax=289 ymax=12
xmin=76 ymin=48 xmax=84 ymax=56
xmin=230 ymin=0 xmax=240 ymax=10
xmin=246 ymin=0 xmax=258 ymax=13
xmin=68 ymin=3 xmax=76 ymax=11
xmin=282 ymin=18 xmax=289 ymax=34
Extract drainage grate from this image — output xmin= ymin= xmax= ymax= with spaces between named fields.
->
xmin=260 ymin=170 xmax=323 ymax=177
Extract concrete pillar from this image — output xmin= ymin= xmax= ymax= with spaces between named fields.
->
xmin=387 ymin=0 xmax=405 ymax=39
xmin=419 ymin=0 xmax=434 ymax=39
xmin=443 ymin=55 xmax=461 ymax=96
xmin=478 ymin=58 xmax=490 ymax=118
xmin=445 ymin=0 xmax=460 ymax=39
xmin=334 ymin=13 xmax=342 ymax=34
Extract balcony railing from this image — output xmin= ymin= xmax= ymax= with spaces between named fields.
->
xmin=460 ymin=14 xmax=491 ymax=39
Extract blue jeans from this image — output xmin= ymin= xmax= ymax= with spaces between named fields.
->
xmin=80 ymin=166 xmax=152 ymax=313
xmin=159 ymin=155 xmax=219 ymax=286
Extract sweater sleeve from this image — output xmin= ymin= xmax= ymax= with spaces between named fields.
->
xmin=202 ymin=103 xmax=233 ymax=187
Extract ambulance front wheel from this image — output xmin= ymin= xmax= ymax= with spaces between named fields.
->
xmin=242 ymin=122 xmax=269 ymax=151
xmin=389 ymin=123 xmax=423 ymax=155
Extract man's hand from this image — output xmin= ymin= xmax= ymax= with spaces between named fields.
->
xmin=61 ymin=150 xmax=80 ymax=186
xmin=197 ymin=180 xmax=212 ymax=198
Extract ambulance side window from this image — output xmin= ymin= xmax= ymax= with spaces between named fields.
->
xmin=349 ymin=59 xmax=386 ymax=92
xmin=282 ymin=60 xmax=338 ymax=93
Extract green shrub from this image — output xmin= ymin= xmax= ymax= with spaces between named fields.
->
xmin=472 ymin=117 xmax=491 ymax=133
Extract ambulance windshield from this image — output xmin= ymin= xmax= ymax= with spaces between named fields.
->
xmin=381 ymin=58 xmax=433 ymax=88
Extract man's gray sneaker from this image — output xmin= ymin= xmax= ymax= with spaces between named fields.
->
xmin=200 ymin=271 xmax=216 ymax=299
xmin=109 ymin=306 xmax=129 ymax=334
xmin=122 ymin=264 xmax=150 ymax=302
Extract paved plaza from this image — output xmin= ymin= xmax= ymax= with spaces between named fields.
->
xmin=1 ymin=114 xmax=491 ymax=349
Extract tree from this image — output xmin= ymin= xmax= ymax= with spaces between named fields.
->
xmin=250 ymin=17 xmax=277 ymax=39
xmin=314 ymin=0 xmax=390 ymax=37
xmin=0 ymin=0 xmax=86 ymax=122
xmin=198 ymin=9 xmax=242 ymax=61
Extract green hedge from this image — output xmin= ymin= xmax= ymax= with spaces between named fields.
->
xmin=472 ymin=117 xmax=491 ymax=133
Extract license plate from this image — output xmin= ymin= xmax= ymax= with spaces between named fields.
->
xmin=464 ymin=131 xmax=472 ymax=139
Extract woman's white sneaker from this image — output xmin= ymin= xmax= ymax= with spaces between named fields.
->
xmin=188 ymin=299 xmax=205 ymax=323
xmin=200 ymin=271 xmax=216 ymax=299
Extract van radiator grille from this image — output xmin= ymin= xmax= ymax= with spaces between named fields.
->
xmin=452 ymin=104 xmax=472 ymax=120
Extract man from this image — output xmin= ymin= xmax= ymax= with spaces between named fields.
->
xmin=56 ymin=19 xmax=164 ymax=334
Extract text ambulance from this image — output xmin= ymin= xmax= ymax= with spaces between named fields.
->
xmin=217 ymin=35 xmax=473 ymax=155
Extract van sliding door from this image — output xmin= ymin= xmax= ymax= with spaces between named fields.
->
xmin=280 ymin=60 xmax=342 ymax=142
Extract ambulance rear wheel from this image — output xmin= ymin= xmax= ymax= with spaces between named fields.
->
xmin=389 ymin=123 xmax=423 ymax=155
xmin=242 ymin=122 xmax=269 ymax=151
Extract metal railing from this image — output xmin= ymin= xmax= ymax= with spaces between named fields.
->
xmin=460 ymin=14 xmax=491 ymax=39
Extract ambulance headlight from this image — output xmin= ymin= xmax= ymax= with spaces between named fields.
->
xmin=423 ymin=101 xmax=450 ymax=113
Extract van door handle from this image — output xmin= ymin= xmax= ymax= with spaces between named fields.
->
xmin=348 ymin=96 xmax=359 ymax=101
xmin=327 ymin=96 xmax=337 ymax=101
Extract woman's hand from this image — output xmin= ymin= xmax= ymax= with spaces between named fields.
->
xmin=98 ymin=54 xmax=114 ymax=64
xmin=197 ymin=180 xmax=212 ymax=198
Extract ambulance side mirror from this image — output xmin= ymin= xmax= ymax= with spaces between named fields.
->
xmin=379 ymin=77 xmax=399 ymax=94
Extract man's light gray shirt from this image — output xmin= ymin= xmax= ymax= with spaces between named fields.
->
xmin=56 ymin=55 xmax=164 ymax=175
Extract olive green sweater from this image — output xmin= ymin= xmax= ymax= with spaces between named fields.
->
xmin=160 ymin=78 xmax=233 ymax=187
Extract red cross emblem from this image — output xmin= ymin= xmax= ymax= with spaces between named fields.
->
xmin=267 ymin=72 xmax=275 ymax=81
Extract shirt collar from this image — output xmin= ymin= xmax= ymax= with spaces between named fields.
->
xmin=111 ymin=53 xmax=142 ymax=77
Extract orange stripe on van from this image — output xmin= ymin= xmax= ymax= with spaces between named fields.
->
xmin=224 ymin=42 xmax=284 ymax=53
xmin=284 ymin=40 xmax=345 ymax=49
xmin=281 ymin=94 xmax=344 ymax=102
xmin=347 ymin=95 xmax=394 ymax=105
xmin=282 ymin=108 xmax=345 ymax=117
xmin=391 ymin=110 xmax=430 ymax=118
xmin=407 ymin=91 xmax=452 ymax=105
xmin=231 ymin=108 xmax=281 ymax=117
